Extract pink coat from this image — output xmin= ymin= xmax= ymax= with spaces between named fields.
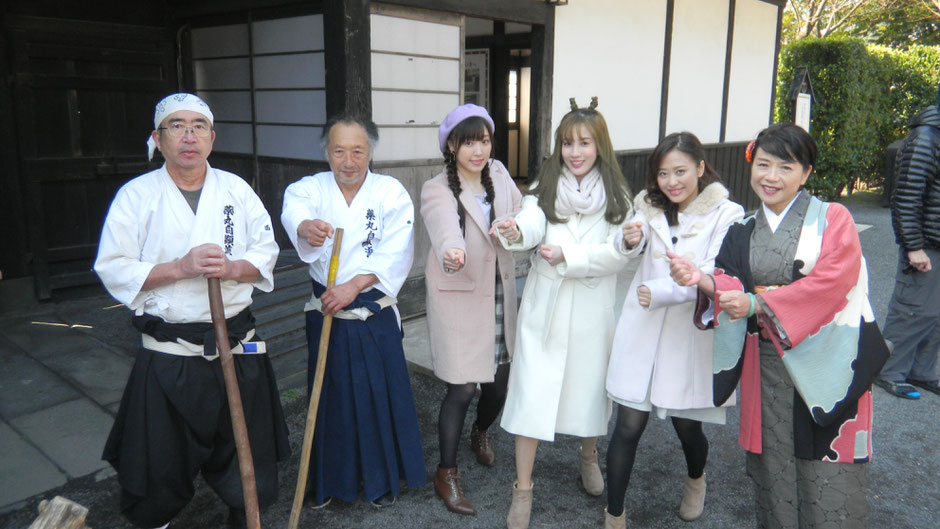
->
xmin=420 ymin=160 xmax=522 ymax=384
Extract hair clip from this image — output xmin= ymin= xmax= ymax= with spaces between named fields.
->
xmin=745 ymin=140 xmax=756 ymax=163
xmin=569 ymin=97 xmax=578 ymax=111
xmin=588 ymin=96 xmax=598 ymax=110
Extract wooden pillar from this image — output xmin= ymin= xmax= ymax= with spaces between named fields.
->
xmin=490 ymin=22 xmax=510 ymax=163
xmin=0 ymin=13 xmax=29 ymax=280
xmin=658 ymin=0 xmax=676 ymax=141
xmin=527 ymin=13 xmax=554 ymax=182
xmin=323 ymin=0 xmax=373 ymax=119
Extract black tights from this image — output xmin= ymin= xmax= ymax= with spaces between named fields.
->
xmin=438 ymin=363 xmax=511 ymax=468
xmin=605 ymin=404 xmax=709 ymax=517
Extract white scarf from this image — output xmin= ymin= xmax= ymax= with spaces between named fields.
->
xmin=555 ymin=166 xmax=606 ymax=217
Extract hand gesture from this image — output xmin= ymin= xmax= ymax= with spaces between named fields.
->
xmin=321 ymin=281 xmax=359 ymax=316
xmin=492 ymin=218 xmax=521 ymax=244
xmin=297 ymin=219 xmax=334 ymax=247
xmin=443 ymin=248 xmax=466 ymax=273
xmin=908 ymin=249 xmax=932 ymax=273
xmin=179 ymin=243 xmax=226 ymax=278
xmin=539 ymin=244 xmax=565 ymax=266
xmin=717 ymin=290 xmax=751 ymax=319
xmin=637 ymin=285 xmax=651 ymax=308
xmin=667 ymin=251 xmax=702 ymax=287
xmin=622 ymin=221 xmax=643 ymax=249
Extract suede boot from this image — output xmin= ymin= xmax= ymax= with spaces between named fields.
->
xmin=579 ymin=446 xmax=604 ymax=496
xmin=678 ymin=473 xmax=706 ymax=521
xmin=604 ymin=507 xmax=626 ymax=529
xmin=506 ymin=481 xmax=533 ymax=529
xmin=470 ymin=423 xmax=496 ymax=466
xmin=434 ymin=466 xmax=476 ymax=515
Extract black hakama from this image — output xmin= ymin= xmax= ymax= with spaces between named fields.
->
xmin=103 ymin=327 xmax=290 ymax=528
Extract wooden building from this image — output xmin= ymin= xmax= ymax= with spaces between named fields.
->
xmin=0 ymin=0 xmax=783 ymax=382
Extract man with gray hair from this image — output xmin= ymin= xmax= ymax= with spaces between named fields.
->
xmin=95 ymin=93 xmax=290 ymax=528
xmin=281 ymin=113 xmax=425 ymax=508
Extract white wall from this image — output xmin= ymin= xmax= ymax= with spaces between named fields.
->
xmin=552 ymin=0 xmax=667 ymax=151
xmin=191 ymin=15 xmax=327 ymax=160
xmin=665 ymin=0 xmax=729 ymax=143
xmin=725 ymin=0 xmax=779 ymax=141
xmin=552 ymin=0 xmax=778 ymax=150
xmin=371 ymin=14 xmax=461 ymax=162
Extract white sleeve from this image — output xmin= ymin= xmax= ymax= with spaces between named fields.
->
xmin=556 ymin=218 xmax=630 ymax=278
xmin=497 ymin=194 xmax=545 ymax=251
xmin=239 ymin=186 xmax=279 ymax=292
xmin=360 ymin=181 xmax=415 ymax=297
xmin=93 ymin=187 xmax=156 ymax=310
xmin=281 ymin=178 xmax=326 ymax=264
xmin=645 ymin=202 xmax=744 ymax=311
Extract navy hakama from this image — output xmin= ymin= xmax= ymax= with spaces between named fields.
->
xmin=305 ymin=301 xmax=426 ymax=504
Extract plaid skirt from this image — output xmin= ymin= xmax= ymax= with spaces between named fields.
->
xmin=494 ymin=270 xmax=510 ymax=368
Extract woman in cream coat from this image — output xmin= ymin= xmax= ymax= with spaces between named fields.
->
xmin=494 ymin=99 xmax=632 ymax=529
xmin=604 ymin=132 xmax=743 ymax=529
xmin=421 ymin=104 xmax=523 ymax=516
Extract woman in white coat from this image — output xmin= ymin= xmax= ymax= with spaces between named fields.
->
xmin=603 ymin=132 xmax=743 ymax=529
xmin=494 ymin=98 xmax=633 ymax=529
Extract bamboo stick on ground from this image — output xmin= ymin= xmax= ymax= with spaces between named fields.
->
xmin=287 ymin=228 xmax=344 ymax=529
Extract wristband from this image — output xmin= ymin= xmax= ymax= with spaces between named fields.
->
xmin=746 ymin=293 xmax=756 ymax=318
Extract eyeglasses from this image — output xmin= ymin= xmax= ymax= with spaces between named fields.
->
xmin=159 ymin=123 xmax=212 ymax=138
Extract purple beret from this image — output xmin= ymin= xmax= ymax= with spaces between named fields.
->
xmin=438 ymin=104 xmax=495 ymax=153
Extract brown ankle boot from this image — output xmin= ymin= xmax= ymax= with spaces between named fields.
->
xmin=470 ymin=423 xmax=495 ymax=466
xmin=506 ymin=481 xmax=533 ymax=529
xmin=434 ymin=466 xmax=476 ymax=515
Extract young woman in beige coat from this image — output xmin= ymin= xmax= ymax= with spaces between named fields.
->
xmin=494 ymin=99 xmax=632 ymax=529
xmin=420 ymin=104 xmax=523 ymax=516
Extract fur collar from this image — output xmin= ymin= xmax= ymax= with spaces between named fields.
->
xmin=634 ymin=182 xmax=730 ymax=218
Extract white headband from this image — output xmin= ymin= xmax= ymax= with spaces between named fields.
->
xmin=146 ymin=93 xmax=215 ymax=160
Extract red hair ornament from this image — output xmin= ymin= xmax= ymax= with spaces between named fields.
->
xmin=745 ymin=140 xmax=756 ymax=163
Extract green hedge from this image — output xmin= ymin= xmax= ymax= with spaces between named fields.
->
xmin=774 ymin=38 xmax=940 ymax=200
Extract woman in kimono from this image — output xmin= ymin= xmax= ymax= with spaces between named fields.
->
xmin=494 ymin=97 xmax=632 ymax=529
xmin=604 ymin=132 xmax=743 ymax=529
xmin=669 ymin=123 xmax=887 ymax=528
xmin=420 ymin=104 xmax=523 ymax=516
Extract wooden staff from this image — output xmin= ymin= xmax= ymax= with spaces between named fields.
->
xmin=208 ymin=277 xmax=261 ymax=529
xmin=288 ymin=228 xmax=344 ymax=529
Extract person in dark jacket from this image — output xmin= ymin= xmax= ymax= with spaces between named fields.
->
xmin=875 ymin=104 xmax=940 ymax=399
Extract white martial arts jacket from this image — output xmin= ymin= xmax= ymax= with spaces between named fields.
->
xmin=281 ymin=171 xmax=414 ymax=298
xmin=94 ymin=163 xmax=278 ymax=323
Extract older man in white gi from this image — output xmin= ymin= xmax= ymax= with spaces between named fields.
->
xmin=95 ymin=93 xmax=290 ymax=529
xmin=281 ymin=114 xmax=425 ymax=508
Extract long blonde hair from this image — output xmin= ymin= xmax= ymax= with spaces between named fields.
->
xmin=528 ymin=98 xmax=632 ymax=224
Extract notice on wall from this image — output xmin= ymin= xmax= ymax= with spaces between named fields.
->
xmin=795 ymin=93 xmax=811 ymax=132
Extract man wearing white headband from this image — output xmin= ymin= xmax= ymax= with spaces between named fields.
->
xmin=94 ymin=93 xmax=290 ymax=529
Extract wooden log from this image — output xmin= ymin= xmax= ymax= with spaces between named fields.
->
xmin=27 ymin=496 xmax=89 ymax=529
xmin=208 ymin=277 xmax=261 ymax=529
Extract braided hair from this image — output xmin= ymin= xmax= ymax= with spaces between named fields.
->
xmin=444 ymin=116 xmax=496 ymax=233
